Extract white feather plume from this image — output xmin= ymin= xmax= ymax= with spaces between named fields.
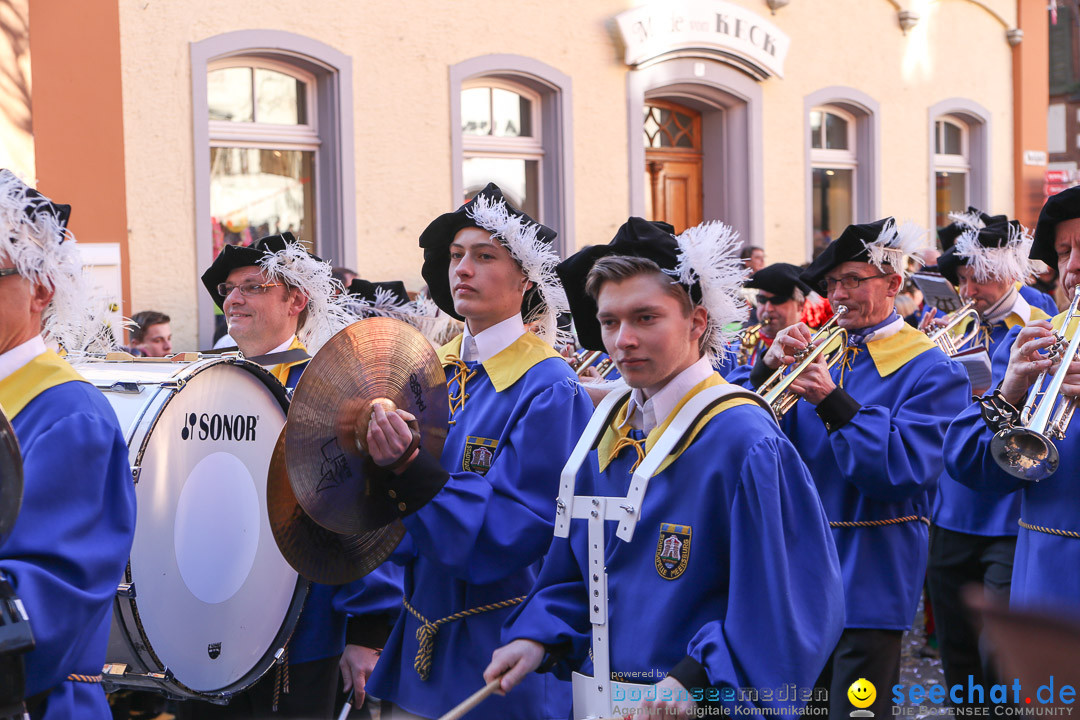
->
xmin=257 ymin=241 xmax=354 ymax=355
xmin=955 ymin=222 xmax=1038 ymax=284
xmin=671 ymin=220 xmax=750 ymax=365
xmin=947 ymin=209 xmax=986 ymax=231
xmin=860 ymin=219 xmax=927 ymax=280
xmin=0 ymin=170 xmax=115 ymax=355
xmin=466 ymin=194 xmax=571 ymax=346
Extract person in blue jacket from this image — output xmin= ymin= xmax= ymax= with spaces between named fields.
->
xmin=939 ymin=207 xmax=1059 ymax=317
xmin=729 ymin=217 xmax=971 ymax=720
xmin=0 ymin=170 xmax=136 ymax=719
xmin=360 ymin=183 xmax=593 ymax=719
xmin=944 ymin=185 xmax=1080 ymax=616
xmin=482 ymin=217 xmax=844 ymax=719
xmin=185 ymin=233 xmax=398 ymax=719
xmin=927 ymin=219 xmax=1051 ymax=704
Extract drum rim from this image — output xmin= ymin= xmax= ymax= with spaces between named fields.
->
xmin=109 ymin=356 xmax=309 ymax=700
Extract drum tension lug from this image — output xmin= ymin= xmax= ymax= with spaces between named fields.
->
xmin=131 ymin=466 xmax=141 ymax=484
xmin=274 ymin=647 xmax=286 ymax=664
xmin=117 ymin=582 xmax=136 ymax=599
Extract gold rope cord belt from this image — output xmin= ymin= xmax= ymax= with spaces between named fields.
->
xmin=829 ymin=515 xmax=930 ymax=528
xmin=66 ymin=674 xmax=103 ymax=683
xmin=1019 ymin=518 xmax=1080 ymax=539
xmin=403 ymin=594 xmax=526 ymax=681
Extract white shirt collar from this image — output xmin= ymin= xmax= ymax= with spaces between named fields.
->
xmin=461 ymin=314 xmax=526 ymax=364
xmin=622 ymin=355 xmax=714 ymax=435
xmin=268 ymin=336 xmax=297 ymax=355
xmin=863 ymin=315 xmax=905 ymax=344
xmin=0 ymin=335 xmax=47 ymax=384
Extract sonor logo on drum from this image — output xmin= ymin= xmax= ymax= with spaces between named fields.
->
xmin=181 ymin=412 xmax=258 ymax=442
xmin=208 ymin=642 xmax=221 ymax=660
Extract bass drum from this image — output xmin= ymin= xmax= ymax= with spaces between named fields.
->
xmin=72 ymin=355 xmax=307 ymax=702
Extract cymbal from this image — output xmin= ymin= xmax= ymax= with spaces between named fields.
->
xmin=268 ymin=424 xmax=405 ymax=584
xmin=286 ymin=317 xmax=449 ymax=534
xmin=0 ymin=406 xmax=23 ymax=549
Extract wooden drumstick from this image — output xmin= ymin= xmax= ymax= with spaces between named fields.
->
xmin=436 ymin=678 xmax=502 ymax=720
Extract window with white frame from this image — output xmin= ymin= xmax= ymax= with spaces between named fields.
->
xmin=933 ymin=117 xmax=970 ymax=228
xmin=810 ymin=106 xmax=857 ymax=259
xmin=460 ymin=80 xmax=543 ymax=220
xmin=207 ymin=59 xmax=320 ymax=259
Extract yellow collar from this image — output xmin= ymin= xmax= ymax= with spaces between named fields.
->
xmin=1007 ymin=306 xmax=1050 ymax=330
xmin=437 ymin=332 xmax=560 ymax=393
xmin=268 ymin=336 xmax=308 ymax=387
xmin=0 ymin=350 xmax=86 ymax=419
xmin=864 ymin=324 xmax=936 ymax=377
xmin=1052 ymin=308 xmax=1080 ymax=334
xmin=597 ymin=373 xmax=759 ymax=475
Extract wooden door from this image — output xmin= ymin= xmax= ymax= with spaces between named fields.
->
xmin=644 ymin=100 xmax=703 ymax=233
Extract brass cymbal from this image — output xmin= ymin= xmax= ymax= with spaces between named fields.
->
xmin=268 ymin=424 xmax=404 ymax=584
xmin=0 ymin=406 xmax=23 ymax=550
xmin=286 ymin=317 xmax=449 ymax=534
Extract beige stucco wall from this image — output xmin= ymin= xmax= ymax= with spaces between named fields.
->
xmin=0 ymin=0 xmax=34 ymax=180
xmin=116 ymin=0 xmax=1018 ymax=350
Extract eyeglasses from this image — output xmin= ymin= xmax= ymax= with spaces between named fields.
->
xmin=0 ymin=268 xmax=19 ymax=278
xmin=216 ymin=281 xmax=283 ymax=298
xmin=823 ymin=273 xmax=891 ymax=292
xmin=756 ymin=293 xmax=792 ymax=307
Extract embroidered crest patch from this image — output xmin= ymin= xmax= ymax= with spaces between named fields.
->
xmin=463 ymin=436 xmax=498 ymax=475
xmin=655 ymin=523 xmax=691 ymax=580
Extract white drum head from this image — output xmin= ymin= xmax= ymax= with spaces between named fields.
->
xmin=129 ymin=361 xmax=293 ymax=692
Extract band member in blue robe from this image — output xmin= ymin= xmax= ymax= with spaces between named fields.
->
xmin=927 ymin=220 xmax=1050 ymax=702
xmin=189 ymin=233 xmax=390 ymax=718
xmin=362 ymin=184 xmax=593 ymax=719
xmin=484 ymin=217 xmax=844 ymax=719
xmin=0 ymin=171 xmax=136 ymax=720
xmin=733 ymin=263 xmax=812 ymax=368
xmin=729 ymin=217 xmax=970 ymax=720
xmin=944 ymin=185 xmax=1080 ymax=615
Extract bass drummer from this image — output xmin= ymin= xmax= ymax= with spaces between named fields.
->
xmin=0 ymin=170 xmax=136 ymax=719
xmin=181 ymin=233 xmax=401 ymax=719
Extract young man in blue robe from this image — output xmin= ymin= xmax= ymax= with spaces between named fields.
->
xmin=361 ymin=183 xmax=594 ymax=719
xmin=482 ymin=217 xmax=844 ymax=719
xmin=188 ymin=233 xmax=400 ymax=718
xmin=927 ymin=219 xmax=1050 ymax=703
xmin=0 ymin=170 xmax=137 ymax=719
xmin=729 ymin=217 xmax=971 ymax=720
xmin=944 ymin=185 xmax=1080 ymax=615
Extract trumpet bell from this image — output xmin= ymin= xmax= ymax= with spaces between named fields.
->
xmin=990 ymin=427 xmax=1060 ymax=482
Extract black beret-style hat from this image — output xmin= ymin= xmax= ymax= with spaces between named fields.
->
xmin=556 ymin=217 xmax=693 ymax=352
xmin=937 ymin=207 xmax=1005 ymax=252
xmin=1032 ymin=186 xmax=1080 ymax=273
xmin=347 ymin=278 xmax=410 ymax=307
xmin=745 ymin=262 xmax=812 ymax=298
xmin=936 ymin=221 xmax=1027 ymax=285
xmin=802 ymin=218 xmax=892 ymax=292
xmin=418 ymin=182 xmax=558 ymax=322
xmin=201 ymin=232 xmax=321 ymax=309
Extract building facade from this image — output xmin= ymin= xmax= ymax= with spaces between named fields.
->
xmin=10 ymin=0 xmax=1049 ymax=350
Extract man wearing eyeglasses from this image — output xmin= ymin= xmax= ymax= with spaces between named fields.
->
xmin=183 ymin=234 xmax=400 ymax=720
xmin=729 ymin=218 xmax=970 ymax=720
xmin=737 ymin=263 xmax=810 ymax=366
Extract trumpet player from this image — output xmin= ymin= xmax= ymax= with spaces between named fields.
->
xmin=736 ymin=263 xmax=811 ymax=366
xmin=944 ymin=185 xmax=1080 ymax=615
xmin=926 ymin=219 xmax=1051 ymax=706
xmin=730 ymin=218 xmax=970 ymax=720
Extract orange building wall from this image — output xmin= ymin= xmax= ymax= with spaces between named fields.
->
xmin=1013 ymin=0 xmax=1050 ymax=229
xmin=28 ymin=0 xmax=130 ymax=319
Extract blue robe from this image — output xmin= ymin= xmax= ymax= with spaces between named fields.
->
xmin=366 ymin=332 xmax=594 ymax=719
xmin=1019 ymin=284 xmax=1059 ymax=318
xmin=932 ymin=304 xmax=1048 ymax=537
xmin=729 ymin=324 xmax=971 ymax=629
xmin=944 ymin=310 xmax=1080 ymax=613
xmin=502 ymin=374 xmax=845 ymax=713
xmin=0 ymin=351 xmax=136 ymax=720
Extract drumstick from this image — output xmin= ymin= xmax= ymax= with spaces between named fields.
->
xmin=335 ymin=688 xmax=355 ymax=720
xmin=436 ymin=678 xmax=502 ymax=720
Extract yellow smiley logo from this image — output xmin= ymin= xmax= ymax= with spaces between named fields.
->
xmin=848 ymin=678 xmax=876 ymax=709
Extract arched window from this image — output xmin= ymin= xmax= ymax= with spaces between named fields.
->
xmin=460 ymin=80 xmax=543 ymax=219
xmin=809 ymin=106 xmax=857 ymax=259
xmin=207 ymin=59 xmax=319 ymax=256
xmin=933 ymin=117 xmax=971 ymax=228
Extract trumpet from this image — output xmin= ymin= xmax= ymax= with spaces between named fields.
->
xmin=736 ymin=323 xmax=763 ymax=366
xmin=568 ymin=348 xmax=603 ymax=376
xmin=757 ymin=306 xmax=849 ymax=417
xmin=990 ymin=292 xmax=1080 ymax=481
xmin=924 ymin=300 xmax=982 ymax=356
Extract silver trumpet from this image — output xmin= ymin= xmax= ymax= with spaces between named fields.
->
xmin=990 ymin=291 xmax=1080 ymax=481
xmin=925 ymin=300 xmax=982 ymax=356
xmin=758 ymin=305 xmax=848 ymax=417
